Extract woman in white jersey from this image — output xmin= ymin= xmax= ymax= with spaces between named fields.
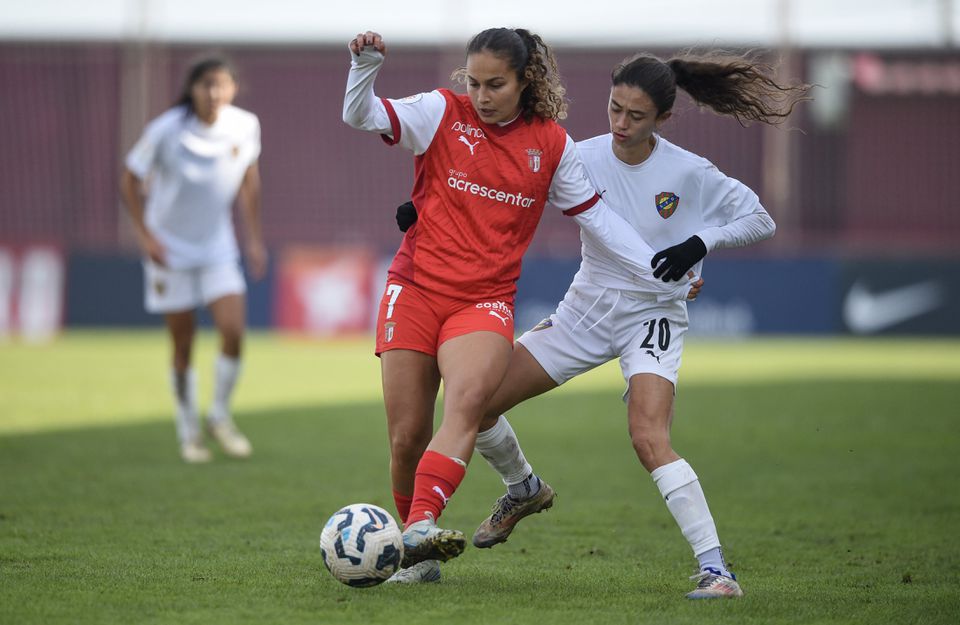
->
xmin=397 ymin=51 xmax=809 ymax=594
xmin=120 ymin=56 xmax=265 ymax=464
xmin=344 ymin=30 xmax=696 ymax=578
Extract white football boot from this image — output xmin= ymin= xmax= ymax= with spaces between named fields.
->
xmin=207 ymin=418 xmax=253 ymax=458
xmin=180 ymin=438 xmax=212 ymax=464
xmin=384 ymin=560 xmax=442 ymax=584
xmin=686 ymin=568 xmax=743 ymax=599
xmin=400 ymin=514 xmax=466 ymax=568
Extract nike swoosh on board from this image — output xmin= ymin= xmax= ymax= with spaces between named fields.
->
xmin=842 ymin=280 xmax=944 ymax=334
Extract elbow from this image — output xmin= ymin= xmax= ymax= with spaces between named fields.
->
xmin=342 ymin=108 xmax=358 ymax=128
xmin=764 ymin=214 xmax=777 ymax=239
xmin=119 ymin=169 xmax=135 ymax=195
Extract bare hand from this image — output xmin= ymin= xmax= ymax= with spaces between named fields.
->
xmin=141 ymin=232 xmax=167 ymax=267
xmin=349 ymin=31 xmax=386 ymax=56
xmin=245 ymin=241 xmax=268 ymax=281
xmin=686 ymin=271 xmax=704 ymax=301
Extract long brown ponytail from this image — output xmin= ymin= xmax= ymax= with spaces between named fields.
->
xmin=613 ymin=50 xmax=811 ymax=125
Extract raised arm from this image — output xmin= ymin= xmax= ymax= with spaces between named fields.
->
xmin=343 ymin=32 xmax=391 ymax=134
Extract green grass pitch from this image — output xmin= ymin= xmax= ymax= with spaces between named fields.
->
xmin=2 ymin=331 xmax=959 ymax=624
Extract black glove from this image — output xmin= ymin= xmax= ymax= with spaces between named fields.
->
xmin=651 ymin=235 xmax=707 ymax=282
xmin=396 ymin=201 xmax=418 ymax=232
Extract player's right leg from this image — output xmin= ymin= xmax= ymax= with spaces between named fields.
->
xmin=164 ymin=309 xmax=208 ymax=463
xmin=473 ymin=279 xmax=615 ymax=547
xmin=376 ymin=279 xmax=444 ymax=580
xmin=473 ymin=343 xmax=560 ymax=547
xmin=146 ymin=261 xmax=209 ymax=463
xmin=380 ymin=351 xmax=441 ymax=582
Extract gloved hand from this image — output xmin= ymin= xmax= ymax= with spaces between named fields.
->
xmin=396 ymin=201 xmax=418 ymax=232
xmin=651 ymin=235 xmax=707 ymax=282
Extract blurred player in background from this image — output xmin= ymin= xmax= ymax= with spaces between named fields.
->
xmin=343 ymin=28 xmax=696 ymax=582
xmin=120 ymin=56 xmax=266 ymax=464
xmin=462 ymin=51 xmax=810 ymax=598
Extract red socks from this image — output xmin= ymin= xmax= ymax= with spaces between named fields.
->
xmin=392 ymin=491 xmax=413 ymax=526
xmin=405 ymin=450 xmax=466 ymax=527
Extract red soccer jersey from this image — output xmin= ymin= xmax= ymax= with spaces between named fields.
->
xmin=383 ymin=90 xmax=568 ymax=301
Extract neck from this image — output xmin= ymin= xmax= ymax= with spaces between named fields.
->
xmin=195 ymin=108 xmax=220 ymax=125
xmin=613 ymin=134 xmax=656 ymax=166
xmin=497 ymin=108 xmax=522 ymax=126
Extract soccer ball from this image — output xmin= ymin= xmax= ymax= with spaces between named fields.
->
xmin=320 ymin=503 xmax=404 ymax=587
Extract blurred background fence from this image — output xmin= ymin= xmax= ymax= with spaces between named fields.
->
xmin=1 ymin=1 xmax=958 ymax=338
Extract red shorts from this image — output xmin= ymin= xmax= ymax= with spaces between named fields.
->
xmin=375 ymin=275 xmax=515 ymax=356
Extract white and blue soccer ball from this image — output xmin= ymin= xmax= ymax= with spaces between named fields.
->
xmin=320 ymin=503 xmax=403 ymax=587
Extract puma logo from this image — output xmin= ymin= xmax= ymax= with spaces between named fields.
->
xmin=458 ymin=135 xmax=480 ymax=155
xmin=645 ymin=349 xmax=661 ymax=363
xmin=489 ymin=310 xmax=509 ymax=326
xmin=432 ymin=486 xmax=450 ymax=507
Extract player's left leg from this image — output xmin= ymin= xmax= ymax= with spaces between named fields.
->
xmin=626 ymin=373 xmax=741 ymax=599
xmin=400 ymin=330 xmax=513 ymax=567
xmin=206 ymin=292 xmax=252 ymax=458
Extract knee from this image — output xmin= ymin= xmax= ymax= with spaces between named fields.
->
xmin=629 ymin=417 xmax=671 ymax=469
xmin=445 ymin=385 xmax=491 ymax=420
xmin=220 ymin=327 xmax=243 ymax=356
xmin=390 ymin=430 xmax=430 ymax=467
xmin=171 ymin=336 xmax=193 ymax=363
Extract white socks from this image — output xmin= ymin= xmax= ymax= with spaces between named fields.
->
xmin=209 ymin=354 xmax=241 ymax=424
xmin=475 ymin=415 xmax=535 ymax=489
xmin=651 ymin=458 xmax=728 ymax=575
xmin=171 ymin=368 xmax=198 ymax=443
xmin=172 ymin=355 xmax=241 ymax=441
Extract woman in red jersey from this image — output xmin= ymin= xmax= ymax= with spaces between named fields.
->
xmin=343 ymin=28 xmax=695 ymax=574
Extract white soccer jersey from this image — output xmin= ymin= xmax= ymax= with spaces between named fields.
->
xmin=575 ymin=134 xmax=775 ymax=290
xmin=125 ymin=105 xmax=261 ymax=270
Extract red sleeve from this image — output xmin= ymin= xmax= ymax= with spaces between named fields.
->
xmin=562 ymin=193 xmax=600 ymax=216
xmin=379 ymin=97 xmax=401 ymax=146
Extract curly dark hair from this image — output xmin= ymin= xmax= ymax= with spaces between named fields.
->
xmin=452 ymin=27 xmax=568 ymax=121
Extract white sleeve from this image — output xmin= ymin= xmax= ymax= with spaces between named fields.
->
xmin=547 ymin=135 xmax=600 ymax=212
xmin=124 ymin=116 xmax=168 ymax=178
xmin=248 ymin=116 xmax=262 ymax=165
xmin=342 ymin=47 xmax=445 ymax=155
xmin=694 ymin=165 xmax=776 ymax=252
xmin=574 ymin=202 xmax=693 ymax=301
xmin=551 ymin=138 xmax=690 ymax=299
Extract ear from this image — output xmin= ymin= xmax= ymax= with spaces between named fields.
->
xmin=656 ymin=111 xmax=672 ymax=128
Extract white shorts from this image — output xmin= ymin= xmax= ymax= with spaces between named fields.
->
xmin=517 ymin=272 xmax=688 ymax=390
xmin=143 ymin=260 xmax=246 ymax=314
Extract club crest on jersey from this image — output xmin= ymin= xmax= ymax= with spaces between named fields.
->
xmin=655 ymin=192 xmax=680 ymax=219
xmin=526 ymin=149 xmax=542 ymax=173
xmin=384 ymin=321 xmax=396 ymax=343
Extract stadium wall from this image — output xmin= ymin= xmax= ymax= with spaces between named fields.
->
xmin=5 ymin=249 xmax=948 ymax=337
xmin=2 ymin=43 xmax=958 ymax=337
